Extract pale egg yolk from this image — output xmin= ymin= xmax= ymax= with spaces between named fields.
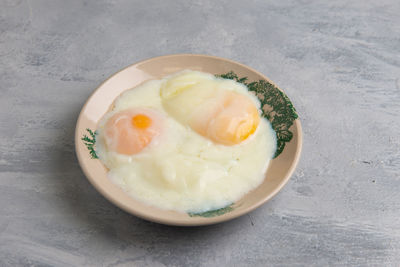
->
xmin=191 ymin=91 xmax=260 ymax=145
xmin=104 ymin=109 xmax=162 ymax=155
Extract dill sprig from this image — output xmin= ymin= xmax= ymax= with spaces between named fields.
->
xmin=81 ymin=128 xmax=98 ymax=159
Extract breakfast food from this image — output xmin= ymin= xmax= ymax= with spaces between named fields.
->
xmin=103 ymin=108 xmax=163 ymax=155
xmin=161 ymin=71 xmax=260 ymax=146
xmin=96 ymin=70 xmax=276 ymax=213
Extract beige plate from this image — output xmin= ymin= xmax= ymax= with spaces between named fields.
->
xmin=75 ymin=54 xmax=302 ymax=226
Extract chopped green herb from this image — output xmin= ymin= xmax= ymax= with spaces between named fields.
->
xmin=188 ymin=204 xmax=234 ymax=218
xmin=82 ymin=128 xmax=98 ymax=159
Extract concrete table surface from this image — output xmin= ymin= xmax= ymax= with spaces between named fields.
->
xmin=1 ymin=0 xmax=399 ymax=266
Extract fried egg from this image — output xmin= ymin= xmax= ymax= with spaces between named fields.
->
xmin=96 ymin=70 xmax=276 ymax=213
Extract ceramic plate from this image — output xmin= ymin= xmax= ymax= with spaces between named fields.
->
xmin=75 ymin=54 xmax=302 ymax=226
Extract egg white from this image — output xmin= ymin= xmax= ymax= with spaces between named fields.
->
xmin=96 ymin=70 xmax=276 ymax=213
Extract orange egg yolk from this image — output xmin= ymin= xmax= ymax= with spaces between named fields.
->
xmin=132 ymin=114 xmax=152 ymax=129
xmin=191 ymin=91 xmax=260 ymax=145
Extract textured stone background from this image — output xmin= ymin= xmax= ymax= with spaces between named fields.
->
xmin=1 ymin=0 xmax=400 ymax=266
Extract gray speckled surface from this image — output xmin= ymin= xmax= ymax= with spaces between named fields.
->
xmin=1 ymin=0 xmax=399 ymax=266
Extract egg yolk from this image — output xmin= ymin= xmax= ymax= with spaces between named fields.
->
xmin=132 ymin=114 xmax=152 ymax=129
xmin=104 ymin=110 xmax=161 ymax=155
xmin=191 ymin=91 xmax=260 ymax=145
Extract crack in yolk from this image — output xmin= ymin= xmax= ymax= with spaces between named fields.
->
xmin=132 ymin=114 xmax=152 ymax=129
